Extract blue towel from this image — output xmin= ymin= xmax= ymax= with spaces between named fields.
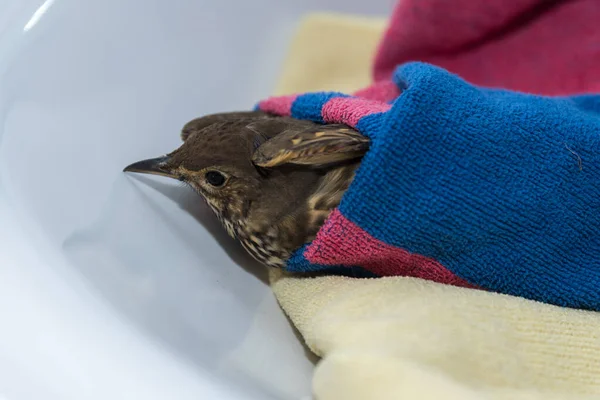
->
xmin=258 ymin=62 xmax=600 ymax=311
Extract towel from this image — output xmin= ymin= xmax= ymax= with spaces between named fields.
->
xmin=373 ymin=0 xmax=600 ymax=95
xmin=262 ymin=6 xmax=600 ymax=400
xmin=258 ymin=1 xmax=600 ymax=312
xmin=273 ymin=271 xmax=600 ymax=399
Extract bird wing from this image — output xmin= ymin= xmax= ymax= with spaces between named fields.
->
xmin=252 ymin=123 xmax=370 ymax=168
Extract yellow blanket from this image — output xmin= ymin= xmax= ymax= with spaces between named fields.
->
xmin=269 ymin=13 xmax=600 ymax=400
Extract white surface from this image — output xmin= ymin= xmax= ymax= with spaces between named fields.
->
xmin=0 ymin=0 xmax=393 ymax=399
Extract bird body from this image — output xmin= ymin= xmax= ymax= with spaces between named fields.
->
xmin=124 ymin=111 xmax=369 ymax=268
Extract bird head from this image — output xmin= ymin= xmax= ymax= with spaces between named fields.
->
xmin=124 ymin=111 xmax=369 ymax=241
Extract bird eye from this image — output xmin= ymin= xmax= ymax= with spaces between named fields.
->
xmin=205 ymin=170 xmax=226 ymax=187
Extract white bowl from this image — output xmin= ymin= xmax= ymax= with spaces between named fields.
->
xmin=0 ymin=1 xmax=391 ymax=399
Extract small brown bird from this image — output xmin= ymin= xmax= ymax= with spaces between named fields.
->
xmin=124 ymin=111 xmax=369 ymax=268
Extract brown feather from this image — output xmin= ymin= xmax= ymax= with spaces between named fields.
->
xmin=252 ymin=123 xmax=369 ymax=167
xmin=125 ymin=111 xmax=367 ymax=268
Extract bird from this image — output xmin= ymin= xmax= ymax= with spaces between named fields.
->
xmin=123 ymin=111 xmax=370 ymax=268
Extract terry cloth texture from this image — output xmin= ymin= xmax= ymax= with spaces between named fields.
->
xmin=266 ymin=9 xmax=600 ymax=400
xmin=259 ymin=0 xmax=600 ymax=312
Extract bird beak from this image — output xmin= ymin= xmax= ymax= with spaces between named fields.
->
xmin=123 ymin=155 xmax=176 ymax=178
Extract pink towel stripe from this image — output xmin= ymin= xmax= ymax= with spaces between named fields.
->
xmin=321 ymin=97 xmax=392 ymax=128
xmin=353 ymin=80 xmax=401 ymax=102
xmin=258 ymin=95 xmax=298 ymax=116
xmin=304 ymin=209 xmax=475 ymax=288
xmin=372 ymin=0 xmax=600 ymax=95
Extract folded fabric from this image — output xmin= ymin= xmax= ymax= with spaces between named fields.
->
xmin=272 ymin=269 xmax=600 ymax=400
xmin=259 ymin=62 xmax=600 ymax=311
xmin=265 ymin=9 xmax=600 ymax=399
xmin=373 ymin=0 xmax=600 ymax=95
